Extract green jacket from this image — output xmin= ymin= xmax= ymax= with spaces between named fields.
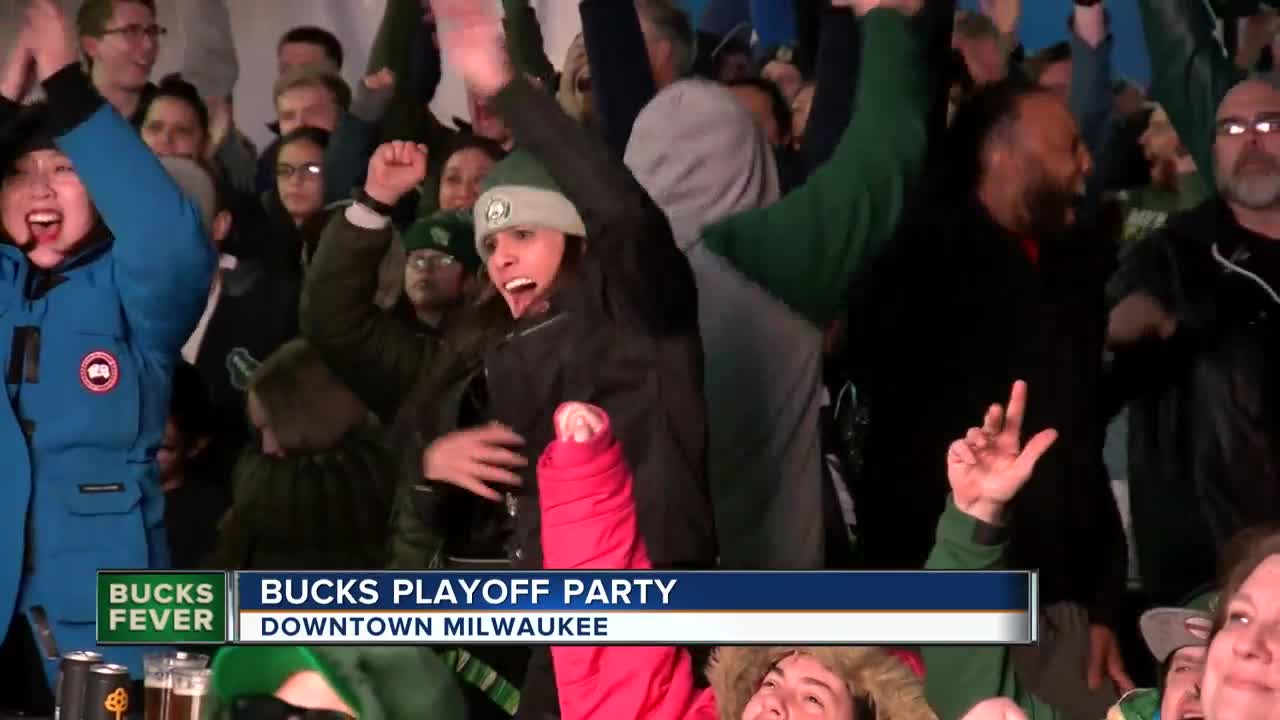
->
xmin=700 ymin=9 xmax=929 ymax=328
xmin=924 ymin=501 xmax=1160 ymax=720
xmin=923 ymin=500 xmax=1063 ymax=720
xmin=1138 ymin=0 xmax=1243 ymax=189
xmin=208 ymin=431 xmax=398 ymax=571
xmin=299 ymin=211 xmax=499 ymax=571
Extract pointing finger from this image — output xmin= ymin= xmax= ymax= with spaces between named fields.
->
xmin=1003 ymin=380 xmax=1028 ymax=440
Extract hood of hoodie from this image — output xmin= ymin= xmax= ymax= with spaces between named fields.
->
xmin=625 ymin=78 xmax=780 ymax=251
xmin=707 ymin=646 xmax=937 ymax=720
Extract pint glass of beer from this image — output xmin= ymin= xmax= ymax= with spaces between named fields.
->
xmin=143 ymin=654 xmax=172 ymax=720
xmin=169 ymin=668 xmax=211 ymax=720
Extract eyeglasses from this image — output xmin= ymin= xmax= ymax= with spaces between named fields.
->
xmin=1215 ymin=114 xmax=1280 ymax=137
xmin=409 ymin=254 xmax=457 ymax=271
xmin=276 ymin=162 xmax=323 ymax=180
xmin=101 ymin=24 xmax=167 ymax=40
xmin=231 ymin=695 xmax=356 ymax=720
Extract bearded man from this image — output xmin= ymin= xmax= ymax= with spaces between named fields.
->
xmin=1107 ymin=75 xmax=1280 ymax=603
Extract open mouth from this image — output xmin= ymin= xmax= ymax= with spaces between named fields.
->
xmin=26 ymin=210 xmax=63 ymax=244
xmin=500 ymin=277 xmax=543 ymax=317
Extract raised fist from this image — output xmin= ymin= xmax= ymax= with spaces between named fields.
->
xmin=946 ymin=381 xmax=1057 ymax=525
xmin=364 ymin=141 xmax=428 ymax=207
xmin=554 ymin=403 xmax=606 ymax=444
xmin=363 ymin=68 xmax=396 ymax=93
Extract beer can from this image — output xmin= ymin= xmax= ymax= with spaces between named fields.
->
xmin=83 ymin=664 xmax=133 ymax=720
xmin=55 ymin=651 xmax=104 ymax=720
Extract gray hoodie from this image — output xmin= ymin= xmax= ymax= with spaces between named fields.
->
xmin=625 ymin=79 xmax=824 ymax=569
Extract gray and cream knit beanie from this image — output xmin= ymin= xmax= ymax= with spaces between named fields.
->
xmin=473 ymin=149 xmax=586 ymax=257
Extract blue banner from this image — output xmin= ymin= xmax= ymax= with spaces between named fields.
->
xmin=234 ymin=571 xmax=1033 ymax=612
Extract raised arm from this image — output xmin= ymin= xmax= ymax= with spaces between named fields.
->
xmin=579 ymin=0 xmax=660 ymax=156
xmin=435 ymin=0 xmax=693 ymax=329
xmin=26 ymin=1 xmax=213 ymax=356
xmin=922 ymin=382 xmax=1061 ymax=720
xmin=300 ymin=143 xmax=432 ymax=421
xmin=1138 ymin=0 xmax=1243 ymax=185
xmin=538 ymin=403 xmax=715 ymax=720
xmin=702 ymin=1 xmax=929 ymax=328
xmin=1069 ymin=2 xmax=1115 ymax=217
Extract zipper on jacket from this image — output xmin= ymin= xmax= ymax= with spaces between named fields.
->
xmin=1211 ymin=243 xmax=1280 ymax=305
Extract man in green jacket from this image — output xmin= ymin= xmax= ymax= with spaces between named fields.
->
xmin=922 ymin=380 xmax=1212 ymax=720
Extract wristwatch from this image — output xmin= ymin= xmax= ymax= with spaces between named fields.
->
xmin=352 ymin=187 xmax=394 ymax=216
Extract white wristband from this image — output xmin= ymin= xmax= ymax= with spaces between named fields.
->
xmin=346 ymin=202 xmax=391 ymax=230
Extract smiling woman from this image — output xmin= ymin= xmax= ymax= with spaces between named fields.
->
xmin=0 ymin=0 xmax=215 ymax=703
xmin=1201 ymin=530 xmax=1280 ymax=720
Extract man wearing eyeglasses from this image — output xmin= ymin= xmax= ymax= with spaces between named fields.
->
xmin=1107 ymin=1 xmax=1280 ymax=611
xmin=76 ymin=0 xmax=163 ymax=126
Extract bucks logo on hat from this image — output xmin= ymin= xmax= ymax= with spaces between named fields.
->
xmin=80 ymin=351 xmax=119 ymax=393
xmin=486 ymin=197 xmax=511 ymax=228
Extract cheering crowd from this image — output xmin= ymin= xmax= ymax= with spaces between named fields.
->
xmin=3 ymin=0 xmax=1280 ymax=718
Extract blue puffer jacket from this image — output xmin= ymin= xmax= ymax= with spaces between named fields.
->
xmin=0 ymin=64 xmax=215 ymax=684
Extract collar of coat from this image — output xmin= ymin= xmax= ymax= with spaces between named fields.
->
xmin=706 ymin=646 xmax=937 ymax=720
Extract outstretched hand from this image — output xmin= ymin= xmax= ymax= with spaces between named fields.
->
xmin=431 ymin=0 xmax=513 ymax=98
xmin=24 ymin=0 xmax=79 ymax=82
xmin=946 ymin=381 xmax=1057 ymax=525
xmin=1 ymin=30 xmax=35 ymax=102
xmin=554 ymin=403 xmax=606 ymax=444
xmin=364 ymin=141 xmax=428 ymax=207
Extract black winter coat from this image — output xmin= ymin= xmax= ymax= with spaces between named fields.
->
xmin=1110 ymin=198 xmax=1280 ymax=603
xmin=849 ymin=199 xmax=1127 ymax=624
xmin=484 ymin=78 xmax=716 ymax=572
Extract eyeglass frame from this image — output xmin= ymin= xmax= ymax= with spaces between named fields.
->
xmin=1214 ymin=113 xmax=1280 ymax=138
xmin=275 ymin=162 xmax=324 ymax=180
xmin=99 ymin=24 xmax=168 ymax=41
xmin=408 ymin=252 xmax=459 ymax=272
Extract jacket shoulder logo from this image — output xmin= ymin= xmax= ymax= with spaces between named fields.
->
xmin=79 ymin=351 xmax=119 ymax=393
xmin=486 ymin=197 xmax=511 ymax=228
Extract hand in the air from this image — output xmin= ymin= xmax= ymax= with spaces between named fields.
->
xmin=364 ymin=141 xmax=428 ymax=207
xmin=980 ymin=0 xmax=1022 ymax=39
xmin=431 ymin=0 xmax=513 ymax=97
xmin=25 ymin=0 xmax=79 ymax=82
xmin=1 ymin=29 xmax=35 ymax=102
xmin=1087 ymin=624 xmax=1136 ymax=695
xmin=946 ymin=380 xmax=1057 ymax=525
xmin=554 ymin=403 xmax=606 ymax=444
xmin=422 ymin=423 xmax=527 ymax=502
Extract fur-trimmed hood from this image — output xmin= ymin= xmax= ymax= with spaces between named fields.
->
xmin=706 ymin=647 xmax=937 ymax=720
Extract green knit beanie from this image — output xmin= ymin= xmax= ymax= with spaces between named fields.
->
xmin=402 ymin=210 xmax=481 ymax=272
xmin=473 ymin=149 xmax=586 ymax=257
